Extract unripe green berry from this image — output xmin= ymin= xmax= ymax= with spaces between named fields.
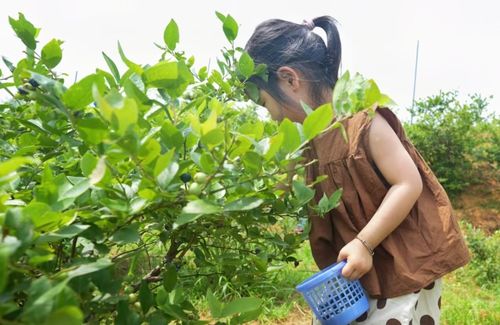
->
xmin=188 ymin=182 xmax=202 ymax=195
xmin=128 ymin=293 xmax=137 ymax=303
xmin=194 ymin=172 xmax=208 ymax=184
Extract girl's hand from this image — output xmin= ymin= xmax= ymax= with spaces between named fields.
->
xmin=337 ymin=238 xmax=373 ymax=280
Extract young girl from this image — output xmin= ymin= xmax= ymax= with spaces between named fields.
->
xmin=244 ymin=16 xmax=470 ymax=324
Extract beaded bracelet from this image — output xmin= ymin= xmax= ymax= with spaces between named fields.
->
xmin=355 ymin=236 xmax=374 ymax=256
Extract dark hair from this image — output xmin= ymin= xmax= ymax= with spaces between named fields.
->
xmin=244 ymin=16 xmax=342 ymax=108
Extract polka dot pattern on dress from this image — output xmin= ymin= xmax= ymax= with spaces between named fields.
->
xmin=420 ymin=314 xmax=435 ymax=325
xmin=386 ymin=319 xmax=402 ymax=325
xmin=377 ymin=298 xmax=387 ymax=309
xmin=424 ymin=281 xmax=435 ymax=290
xmin=355 ymin=311 xmax=368 ymax=322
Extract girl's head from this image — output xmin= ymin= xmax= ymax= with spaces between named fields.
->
xmin=245 ymin=16 xmax=341 ymax=122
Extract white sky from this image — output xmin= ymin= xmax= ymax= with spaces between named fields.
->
xmin=1 ymin=0 xmax=499 ymax=119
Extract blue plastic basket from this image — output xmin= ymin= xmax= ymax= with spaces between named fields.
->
xmin=296 ymin=261 xmax=369 ymax=325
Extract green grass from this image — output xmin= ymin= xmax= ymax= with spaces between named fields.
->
xmin=249 ymin=242 xmax=317 ymax=323
xmin=442 ymin=267 xmax=499 ymax=324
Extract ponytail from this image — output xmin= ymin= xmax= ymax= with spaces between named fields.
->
xmin=312 ymin=16 xmax=342 ymax=86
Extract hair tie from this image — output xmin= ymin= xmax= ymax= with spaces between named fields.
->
xmin=302 ymin=19 xmax=315 ymax=31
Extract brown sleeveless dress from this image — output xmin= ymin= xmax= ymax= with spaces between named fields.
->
xmin=303 ymin=107 xmax=470 ymax=298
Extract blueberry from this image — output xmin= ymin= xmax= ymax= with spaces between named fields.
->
xmin=17 ymin=87 xmax=28 ymax=95
xmin=294 ymin=260 xmax=300 ymax=267
xmin=180 ymin=173 xmax=192 ymax=183
xmin=254 ymin=248 xmax=261 ymax=254
xmin=28 ymin=78 xmax=39 ymax=88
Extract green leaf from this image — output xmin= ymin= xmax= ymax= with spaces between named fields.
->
xmin=92 ymin=86 xmax=138 ymax=135
xmin=142 ymin=60 xmax=194 ymax=95
xmin=76 ymin=117 xmax=108 ymax=145
xmin=215 ymin=11 xmax=226 ymax=23
xmin=0 ymin=156 xmax=35 ymax=178
xmin=222 ymin=15 xmax=238 ymax=42
xmin=303 ymin=103 xmax=334 ymax=140
xmin=117 ymin=41 xmax=143 ymax=75
xmin=332 ymin=71 xmax=395 ymax=119
xmin=9 ymin=13 xmax=39 ymax=50
xmin=0 ymin=246 xmax=10 ymax=292
xmin=220 ymin=297 xmax=262 ymax=318
xmin=164 ymin=19 xmax=179 ymax=51
xmin=89 ymin=156 xmax=106 ymax=185
xmin=3 ymin=56 xmax=16 ymax=72
xmin=173 ymin=213 xmax=203 ymax=228
xmin=264 ymin=132 xmax=284 ymax=160
xmin=36 ymin=224 xmax=90 ymax=244
xmin=42 ymin=306 xmax=83 ymax=325
xmin=332 ymin=70 xmax=351 ymax=117
xmin=201 ymin=128 xmax=224 ymax=148
xmin=328 ymin=188 xmax=343 ymax=208
xmin=63 ymin=73 xmax=105 ymax=109
xmin=59 ymin=179 xmax=91 ymax=201
xmin=301 ymin=101 xmax=313 ymax=116
xmin=138 ymin=138 xmax=161 ymax=166
xmin=182 ymin=200 xmax=221 ymax=215
xmin=231 ymin=305 xmax=263 ymax=323
xmin=293 ymin=180 xmax=315 ymax=206
xmin=224 ymin=197 xmax=264 ymax=212
xmin=123 ymin=78 xmax=150 ymax=104
xmin=80 ymin=151 xmax=98 ymax=177
xmin=201 ymin=107 xmax=218 ymax=134
xmin=206 ymin=288 xmax=222 ymax=318
xmin=242 ymin=151 xmax=262 ymax=175
xmin=102 ymin=51 xmax=120 ymax=83
xmin=23 ymin=201 xmax=60 ymax=231
xmin=67 ymin=258 xmax=113 ymax=278
xmin=116 ymin=300 xmax=141 ymax=325
xmin=41 ymin=39 xmax=63 ymax=68
xmin=160 ymin=121 xmax=184 ymax=150
xmin=238 ymin=51 xmax=254 ymax=79
xmin=4 ymin=208 xmax=34 ymax=244
xmin=198 ymin=66 xmax=208 ymax=80
xmin=12 ymin=58 xmax=31 ymax=86
xmin=317 ymin=193 xmax=330 ymax=214
xmin=143 ymin=61 xmax=177 ymax=87
xmin=22 ymin=279 xmax=70 ymax=322
xmin=209 ymin=70 xmax=231 ymax=94
xmin=162 ymin=265 xmax=177 ymax=292
xmin=199 ymin=152 xmax=216 ymax=173
xmin=139 ymin=281 xmax=155 ymax=314
xmin=244 ymin=82 xmax=259 ymax=103
xmin=154 ymin=149 xmax=178 ymax=189
xmin=279 ymin=118 xmax=301 ymax=153
xmin=146 ymin=311 xmax=168 ymax=325
xmin=110 ymin=224 xmax=140 ymax=244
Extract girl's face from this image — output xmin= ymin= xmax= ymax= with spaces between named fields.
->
xmin=258 ymin=90 xmax=288 ymax=122
xmin=257 ymin=67 xmax=312 ymax=123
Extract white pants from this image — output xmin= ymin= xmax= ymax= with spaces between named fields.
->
xmin=312 ymin=278 xmax=442 ymax=325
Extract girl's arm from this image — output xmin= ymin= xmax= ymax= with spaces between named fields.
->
xmin=338 ymin=111 xmax=423 ymax=280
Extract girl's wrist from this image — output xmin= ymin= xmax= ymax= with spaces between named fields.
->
xmin=355 ymin=236 xmax=375 ymax=256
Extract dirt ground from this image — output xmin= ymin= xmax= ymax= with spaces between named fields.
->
xmin=453 ymin=177 xmax=499 ymax=234
xmin=250 ymin=303 xmax=312 ymax=325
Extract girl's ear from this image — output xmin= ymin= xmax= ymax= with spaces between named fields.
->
xmin=277 ymin=66 xmax=301 ymax=90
